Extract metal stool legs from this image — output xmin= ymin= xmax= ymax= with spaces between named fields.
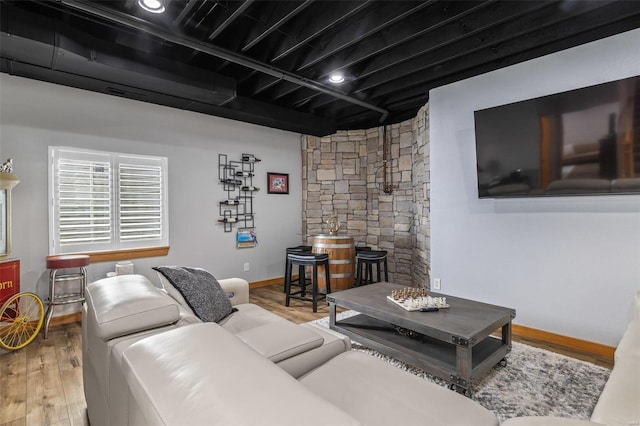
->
xmin=44 ymin=254 xmax=90 ymax=339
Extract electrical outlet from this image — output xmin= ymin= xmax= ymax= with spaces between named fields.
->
xmin=243 ymin=262 xmax=250 ymax=272
xmin=432 ymin=278 xmax=441 ymax=291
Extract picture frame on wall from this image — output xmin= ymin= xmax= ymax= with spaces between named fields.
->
xmin=267 ymin=172 xmax=289 ymax=194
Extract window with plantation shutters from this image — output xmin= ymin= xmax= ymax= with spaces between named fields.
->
xmin=57 ymin=154 xmax=112 ymax=247
xmin=118 ymin=161 xmax=163 ymax=242
xmin=49 ymin=147 xmax=168 ymax=255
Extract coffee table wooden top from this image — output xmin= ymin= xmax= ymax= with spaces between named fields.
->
xmin=327 ymin=282 xmax=515 ymax=342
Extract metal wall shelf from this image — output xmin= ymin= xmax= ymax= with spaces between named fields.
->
xmin=218 ymin=153 xmax=260 ymax=232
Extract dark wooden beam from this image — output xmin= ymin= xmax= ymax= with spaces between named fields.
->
xmin=296 ymin=1 xmax=432 ymax=72
xmin=241 ymin=0 xmax=314 ymax=52
xmin=173 ymin=0 xmax=200 ymax=27
xmin=189 ymin=1 xmax=221 ymax=32
xmin=315 ymin=0 xmax=495 ymax=80
xmin=207 ymin=0 xmax=254 ymax=41
xmin=352 ymin=0 xmax=557 ymax=91
xmin=269 ymin=0 xmax=374 ymax=63
xmin=183 ymin=1 xmax=254 ymax=63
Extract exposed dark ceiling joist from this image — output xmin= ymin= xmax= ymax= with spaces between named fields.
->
xmin=269 ymin=0 xmax=373 ymax=63
xmin=1 ymin=0 xmax=638 ymax=136
xmin=296 ymin=1 xmax=432 ymax=72
xmin=315 ymin=0 xmax=496 ymax=81
xmin=206 ymin=0 xmax=254 ymax=41
xmin=240 ymin=0 xmax=313 ymax=52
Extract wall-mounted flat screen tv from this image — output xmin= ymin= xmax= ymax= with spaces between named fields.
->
xmin=474 ymin=75 xmax=639 ymax=198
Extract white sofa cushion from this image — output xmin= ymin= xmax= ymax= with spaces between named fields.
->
xmin=217 ymin=302 xmax=286 ymax=333
xmin=278 ymin=323 xmax=352 ymax=378
xmin=300 ymin=351 xmax=499 ymax=426
xmin=106 ymin=325 xmax=178 ymax=426
xmin=234 ymin=321 xmax=323 ymax=362
xmin=86 ymin=274 xmax=180 ymax=340
xmin=122 ymin=323 xmax=360 ymax=426
xmin=501 ymin=417 xmax=602 ymax=425
xmin=590 ymin=356 xmax=640 ymax=426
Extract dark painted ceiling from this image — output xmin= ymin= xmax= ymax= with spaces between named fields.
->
xmin=1 ymin=0 xmax=639 ymax=136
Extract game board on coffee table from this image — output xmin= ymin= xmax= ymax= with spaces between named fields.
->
xmin=386 ymin=287 xmax=450 ymax=311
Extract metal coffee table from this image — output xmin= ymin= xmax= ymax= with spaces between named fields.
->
xmin=328 ymin=282 xmax=516 ymax=396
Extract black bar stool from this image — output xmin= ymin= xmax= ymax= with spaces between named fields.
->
xmin=283 ymin=245 xmax=312 ymax=292
xmin=285 ymin=253 xmax=330 ymax=312
xmin=355 ymin=250 xmax=388 ymax=286
xmin=354 ymin=246 xmax=372 ymax=284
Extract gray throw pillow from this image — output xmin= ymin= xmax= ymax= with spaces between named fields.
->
xmin=152 ymin=266 xmax=235 ymax=323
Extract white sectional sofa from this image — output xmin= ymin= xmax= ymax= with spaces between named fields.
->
xmin=503 ymin=291 xmax=640 ymax=426
xmin=83 ymin=274 xmax=352 ymax=426
xmin=83 ymin=273 xmax=499 ymax=426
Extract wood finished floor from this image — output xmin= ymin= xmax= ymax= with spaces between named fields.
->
xmin=0 ymin=284 xmax=612 ymax=426
xmin=1 ymin=323 xmax=87 ymax=426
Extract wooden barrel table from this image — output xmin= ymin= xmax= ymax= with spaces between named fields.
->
xmin=311 ymin=235 xmax=355 ymax=291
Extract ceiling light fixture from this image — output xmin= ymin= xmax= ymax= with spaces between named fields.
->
xmin=329 ymin=73 xmax=345 ymax=84
xmin=138 ymin=0 xmax=165 ymax=14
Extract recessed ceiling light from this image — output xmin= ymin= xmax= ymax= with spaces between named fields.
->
xmin=138 ymin=0 xmax=165 ymax=14
xmin=329 ymin=73 xmax=345 ymax=84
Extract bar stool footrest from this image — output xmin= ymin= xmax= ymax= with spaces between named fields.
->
xmin=50 ymin=294 xmax=85 ymax=305
xmin=287 ymin=293 xmax=328 ymax=303
xmin=50 ymin=273 xmax=86 ymax=282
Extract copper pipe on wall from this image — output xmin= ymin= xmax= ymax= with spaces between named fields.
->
xmin=383 ymin=125 xmax=394 ymax=194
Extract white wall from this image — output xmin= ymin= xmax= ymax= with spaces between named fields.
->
xmin=0 ymin=74 xmax=303 ymax=311
xmin=430 ymin=29 xmax=640 ymax=347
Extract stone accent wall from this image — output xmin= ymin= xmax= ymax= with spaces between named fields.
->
xmin=412 ymin=103 xmax=430 ymax=287
xmin=301 ymin=103 xmax=430 ymax=287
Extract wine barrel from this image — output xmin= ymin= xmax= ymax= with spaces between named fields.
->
xmin=311 ymin=235 xmax=355 ymax=291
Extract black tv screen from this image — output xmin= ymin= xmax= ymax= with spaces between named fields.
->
xmin=474 ymin=75 xmax=639 ymax=198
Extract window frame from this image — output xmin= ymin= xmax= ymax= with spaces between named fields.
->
xmin=49 ymin=146 xmax=169 ymax=256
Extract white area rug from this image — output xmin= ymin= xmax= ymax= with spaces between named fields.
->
xmin=312 ymin=310 xmax=610 ymax=423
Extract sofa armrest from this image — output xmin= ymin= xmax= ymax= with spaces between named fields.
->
xmin=218 ymin=278 xmax=249 ymax=306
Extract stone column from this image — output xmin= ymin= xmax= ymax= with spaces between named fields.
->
xmin=301 ymin=103 xmax=431 ymax=287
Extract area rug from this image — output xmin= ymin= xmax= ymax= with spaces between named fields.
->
xmin=312 ymin=311 xmax=611 ymax=423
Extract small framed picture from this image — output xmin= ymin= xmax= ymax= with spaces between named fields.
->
xmin=267 ymin=172 xmax=289 ymax=194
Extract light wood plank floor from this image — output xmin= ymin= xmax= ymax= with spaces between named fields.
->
xmin=1 ymin=323 xmax=87 ymax=426
xmin=0 ymin=284 xmax=612 ymax=426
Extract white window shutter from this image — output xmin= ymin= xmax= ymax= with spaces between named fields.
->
xmin=118 ymin=161 xmax=164 ymax=242
xmin=54 ymin=152 xmax=113 ymax=251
